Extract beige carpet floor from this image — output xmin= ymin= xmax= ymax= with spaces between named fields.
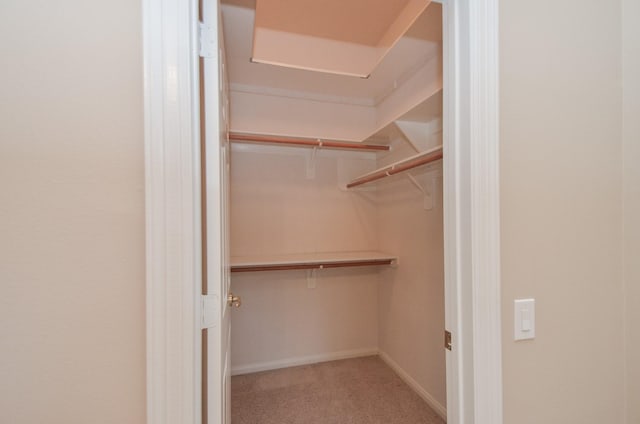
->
xmin=231 ymin=355 xmax=446 ymax=424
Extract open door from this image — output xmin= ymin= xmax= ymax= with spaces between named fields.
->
xmin=201 ymin=0 xmax=232 ymax=423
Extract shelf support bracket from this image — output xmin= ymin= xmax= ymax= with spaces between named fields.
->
xmin=306 ymin=268 xmax=319 ymax=288
xmin=406 ymin=173 xmax=436 ymax=210
xmin=306 ymin=141 xmax=322 ymax=179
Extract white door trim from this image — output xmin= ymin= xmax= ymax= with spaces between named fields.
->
xmin=466 ymin=0 xmax=503 ymax=422
xmin=142 ymin=0 xmax=202 ymax=423
xmin=440 ymin=0 xmax=502 ymax=422
xmin=142 ymin=0 xmax=502 ymax=422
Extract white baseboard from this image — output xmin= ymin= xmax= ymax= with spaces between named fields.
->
xmin=378 ymin=351 xmax=447 ymax=422
xmin=231 ymin=347 xmax=379 ymax=376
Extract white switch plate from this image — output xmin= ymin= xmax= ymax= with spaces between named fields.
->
xmin=514 ymin=298 xmax=535 ymax=341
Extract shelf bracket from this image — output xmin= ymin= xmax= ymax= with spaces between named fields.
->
xmin=306 ymin=142 xmax=322 ymax=179
xmin=405 ymin=173 xmax=436 ymax=210
xmin=306 ymin=268 xmax=319 ymax=288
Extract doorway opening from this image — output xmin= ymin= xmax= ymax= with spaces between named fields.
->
xmin=214 ymin=1 xmax=447 ymax=422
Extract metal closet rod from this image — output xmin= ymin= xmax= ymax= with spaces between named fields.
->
xmin=231 ymin=259 xmax=395 ymax=273
xmin=346 ymin=148 xmax=443 ymax=189
xmin=229 ymin=132 xmax=390 ymax=151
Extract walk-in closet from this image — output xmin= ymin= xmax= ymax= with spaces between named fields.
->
xmin=219 ymin=1 xmax=447 ymax=422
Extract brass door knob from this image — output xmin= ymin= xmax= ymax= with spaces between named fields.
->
xmin=227 ymin=293 xmax=241 ymax=308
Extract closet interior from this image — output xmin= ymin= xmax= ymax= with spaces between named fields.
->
xmin=221 ymin=0 xmax=446 ymax=422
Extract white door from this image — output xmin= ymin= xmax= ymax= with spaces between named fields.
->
xmin=202 ymin=0 xmax=232 ymax=423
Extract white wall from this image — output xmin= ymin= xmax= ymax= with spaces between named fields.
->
xmin=0 ymin=1 xmax=146 ymax=423
xmin=377 ymin=136 xmax=446 ymax=410
xmin=230 ymin=90 xmax=375 ymax=142
xmin=229 ymin=145 xmax=380 ymax=372
xmin=622 ymin=0 xmax=640 ymax=421
xmin=500 ymin=1 xmax=624 ymax=422
xmin=228 ymin=140 xmax=447 ymax=414
xmin=227 ymin=49 xmax=442 ymax=143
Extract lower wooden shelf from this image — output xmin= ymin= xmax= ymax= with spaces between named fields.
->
xmin=230 ymin=251 xmax=398 ymax=273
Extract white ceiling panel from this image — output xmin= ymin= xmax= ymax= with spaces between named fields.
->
xmin=221 ymin=2 xmax=442 ymax=104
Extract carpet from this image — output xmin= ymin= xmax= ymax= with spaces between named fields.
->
xmin=231 ymin=355 xmax=446 ymax=424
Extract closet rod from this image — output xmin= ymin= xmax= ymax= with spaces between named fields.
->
xmin=231 ymin=259 xmax=395 ymax=273
xmin=229 ymin=132 xmax=390 ymax=152
xmin=346 ymin=146 xmax=443 ymax=188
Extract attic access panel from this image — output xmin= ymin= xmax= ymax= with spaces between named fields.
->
xmin=251 ymin=0 xmax=431 ymax=78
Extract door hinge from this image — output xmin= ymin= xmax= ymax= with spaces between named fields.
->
xmin=444 ymin=330 xmax=452 ymax=351
xmin=201 ymin=294 xmax=219 ymax=329
xmin=198 ymin=22 xmax=216 ymax=58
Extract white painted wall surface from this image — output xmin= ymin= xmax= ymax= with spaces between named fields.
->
xmin=229 ymin=145 xmax=380 ymax=371
xmin=622 ymin=0 xmax=640 ymax=421
xmin=376 ymin=136 xmax=446 ymax=411
xmin=500 ymin=1 xmax=624 ymax=422
xmin=0 ymin=0 xmax=145 ymax=423
xmin=230 ymin=90 xmax=375 ymax=142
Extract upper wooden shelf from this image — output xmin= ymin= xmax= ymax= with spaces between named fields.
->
xmin=230 ymin=251 xmax=398 ymax=273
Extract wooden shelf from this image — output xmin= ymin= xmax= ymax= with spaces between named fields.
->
xmin=230 ymin=251 xmax=398 ymax=273
xmin=346 ymin=145 xmax=443 ymax=188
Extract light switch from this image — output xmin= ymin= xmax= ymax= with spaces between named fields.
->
xmin=514 ymin=298 xmax=535 ymax=341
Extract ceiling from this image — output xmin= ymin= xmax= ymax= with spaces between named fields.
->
xmin=254 ymin=0 xmax=414 ymax=47
xmin=221 ymin=1 xmax=442 ymax=104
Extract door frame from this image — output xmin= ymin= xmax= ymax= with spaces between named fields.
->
xmin=142 ymin=0 xmax=502 ymax=422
